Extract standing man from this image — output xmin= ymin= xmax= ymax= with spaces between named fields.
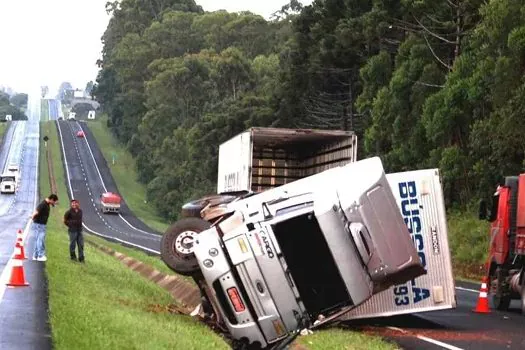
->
xmin=63 ymin=199 xmax=84 ymax=262
xmin=31 ymin=194 xmax=59 ymax=262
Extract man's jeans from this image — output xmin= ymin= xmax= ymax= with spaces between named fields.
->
xmin=32 ymin=223 xmax=47 ymax=259
xmin=68 ymin=229 xmax=84 ymax=262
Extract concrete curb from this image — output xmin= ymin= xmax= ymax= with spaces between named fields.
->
xmin=85 ymin=239 xmax=201 ymax=313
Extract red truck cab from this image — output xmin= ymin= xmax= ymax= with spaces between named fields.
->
xmin=100 ymin=192 xmax=122 ymax=214
xmin=480 ymin=174 xmax=525 ymax=312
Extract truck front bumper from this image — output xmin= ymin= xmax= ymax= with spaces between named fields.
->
xmin=194 ymin=227 xmax=290 ymax=348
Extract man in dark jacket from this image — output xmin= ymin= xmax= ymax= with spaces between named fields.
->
xmin=31 ymin=194 xmax=59 ymax=262
xmin=63 ymin=199 xmax=84 ymax=262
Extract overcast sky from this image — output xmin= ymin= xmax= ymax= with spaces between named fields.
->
xmin=0 ymin=0 xmax=312 ymax=95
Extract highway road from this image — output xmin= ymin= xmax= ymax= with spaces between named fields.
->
xmin=51 ymin=101 xmax=525 ymax=349
xmin=48 ymin=99 xmax=61 ymax=121
xmin=0 ymin=93 xmax=50 ymax=349
xmin=56 ymin=118 xmax=161 ymax=253
xmin=347 ymin=280 xmax=525 ymax=349
xmin=0 ymin=121 xmax=27 ymax=215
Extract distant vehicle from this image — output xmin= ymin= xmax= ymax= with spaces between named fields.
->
xmin=7 ymin=164 xmax=19 ymax=173
xmin=68 ymin=112 xmax=76 ymax=120
xmin=100 ymin=192 xmax=121 ymax=214
xmin=0 ymin=174 xmax=17 ymax=194
xmin=76 ymin=130 xmax=85 ymax=138
xmin=58 ymin=117 xmax=63 ymax=120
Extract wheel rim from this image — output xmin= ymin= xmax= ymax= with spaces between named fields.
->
xmin=174 ymin=230 xmax=197 ymax=257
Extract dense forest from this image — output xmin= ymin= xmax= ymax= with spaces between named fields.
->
xmin=93 ymin=0 xmax=525 ymax=220
xmin=0 ymin=90 xmax=27 ymax=121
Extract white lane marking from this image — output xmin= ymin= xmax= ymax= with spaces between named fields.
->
xmin=76 ymin=123 xmax=158 ymax=237
xmin=387 ymin=327 xmax=464 ymax=350
xmin=455 ymin=286 xmax=478 ymax=293
xmin=416 ymin=335 xmax=464 ymax=350
xmin=56 ymin=121 xmax=160 ymax=255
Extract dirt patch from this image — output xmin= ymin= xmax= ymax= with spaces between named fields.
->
xmin=145 ymin=303 xmax=186 ymax=315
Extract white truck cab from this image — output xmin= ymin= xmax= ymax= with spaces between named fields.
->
xmin=193 ymin=157 xmax=426 ymax=348
xmin=0 ymin=173 xmax=17 ymax=194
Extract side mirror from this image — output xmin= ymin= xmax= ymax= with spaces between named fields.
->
xmin=478 ymin=199 xmax=487 ymax=220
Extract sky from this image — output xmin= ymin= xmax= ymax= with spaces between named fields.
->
xmin=0 ymin=0 xmax=313 ymax=96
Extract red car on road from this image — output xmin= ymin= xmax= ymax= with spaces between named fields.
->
xmin=76 ymin=130 xmax=85 ymax=138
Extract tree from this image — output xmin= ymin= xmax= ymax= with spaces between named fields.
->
xmin=72 ymin=103 xmax=95 ymax=118
xmin=10 ymin=93 xmax=28 ymax=109
xmin=85 ymin=81 xmax=95 ymax=97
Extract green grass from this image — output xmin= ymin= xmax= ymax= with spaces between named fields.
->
xmin=296 ymin=328 xmax=399 ymax=350
xmin=85 ymin=116 xmax=169 ymax=233
xmin=41 ymin=99 xmax=49 ymax=122
xmin=447 ymin=210 xmax=490 ymax=280
xmin=86 ymin=233 xmax=175 ymax=276
xmin=40 ymin=119 xmax=229 ymax=349
xmin=0 ymin=122 xmax=7 ymax=141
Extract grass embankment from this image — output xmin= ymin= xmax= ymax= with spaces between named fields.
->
xmin=448 ymin=210 xmax=490 ymax=281
xmin=0 ymin=122 xmax=8 ymax=140
xmin=86 ymin=116 xmax=168 ymax=233
xmin=41 ymin=99 xmax=49 ymax=122
xmin=40 ymin=120 xmax=228 ymax=349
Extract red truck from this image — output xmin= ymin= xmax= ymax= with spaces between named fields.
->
xmin=479 ymin=175 xmax=525 ymax=314
xmin=100 ymin=192 xmax=121 ymax=214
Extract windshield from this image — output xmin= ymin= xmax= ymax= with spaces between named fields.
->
xmin=1 ymin=177 xmax=15 ymax=182
xmin=489 ymin=194 xmax=499 ymax=222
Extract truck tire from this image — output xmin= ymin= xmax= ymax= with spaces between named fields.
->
xmin=521 ymin=284 xmax=525 ymax=315
xmin=160 ymin=218 xmax=211 ymax=276
xmin=492 ymin=267 xmax=511 ymax=311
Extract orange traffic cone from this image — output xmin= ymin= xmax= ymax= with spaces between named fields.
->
xmin=15 ymin=229 xmax=26 ymax=260
xmin=6 ymin=258 xmax=29 ymax=287
xmin=473 ymin=276 xmax=490 ymax=313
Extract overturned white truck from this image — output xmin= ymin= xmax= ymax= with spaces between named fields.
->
xmin=160 ymin=127 xmax=455 ymax=348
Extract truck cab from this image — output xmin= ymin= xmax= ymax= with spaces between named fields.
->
xmin=193 ymin=157 xmax=426 ymax=348
xmin=0 ymin=174 xmax=17 ymax=194
xmin=100 ymin=192 xmax=121 ymax=214
xmin=479 ymin=175 xmax=525 ymax=313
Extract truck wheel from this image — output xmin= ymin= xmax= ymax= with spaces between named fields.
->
xmin=521 ymin=284 xmax=525 ymax=316
xmin=491 ymin=268 xmax=511 ymax=311
xmin=160 ymin=218 xmax=210 ymax=276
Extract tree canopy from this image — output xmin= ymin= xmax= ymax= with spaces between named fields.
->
xmin=0 ymin=90 xmax=27 ymax=120
xmin=94 ymin=0 xmax=525 ymax=219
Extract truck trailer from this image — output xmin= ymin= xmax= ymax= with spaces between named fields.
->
xmin=159 ymin=127 xmax=455 ymax=347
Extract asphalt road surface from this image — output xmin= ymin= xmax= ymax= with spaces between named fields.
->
xmin=0 ymin=121 xmax=27 ymax=215
xmin=0 ymin=94 xmax=51 ymax=349
xmin=56 ymin=119 xmax=161 ymax=253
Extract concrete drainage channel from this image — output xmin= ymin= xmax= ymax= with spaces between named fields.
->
xmin=84 ymin=239 xmax=309 ymax=350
